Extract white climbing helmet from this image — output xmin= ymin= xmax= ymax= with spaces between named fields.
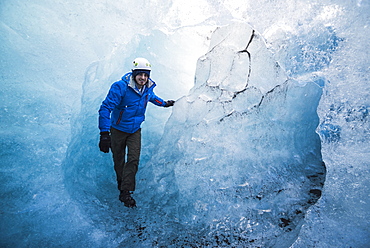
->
xmin=132 ymin=57 xmax=152 ymax=71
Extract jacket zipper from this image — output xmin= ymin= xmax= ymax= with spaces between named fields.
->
xmin=144 ymin=95 xmax=148 ymax=108
xmin=116 ymin=111 xmax=123 ymax=125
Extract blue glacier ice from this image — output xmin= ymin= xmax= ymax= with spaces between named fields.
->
xmin=1 ymin=0 xmax=369 ymax=247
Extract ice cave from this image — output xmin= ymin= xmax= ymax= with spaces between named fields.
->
xmin=0 ymin=0 xmax=369 ymax=247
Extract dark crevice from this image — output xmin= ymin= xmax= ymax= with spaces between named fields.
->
xmin=219 ymin=82 xmax=286 ymax=123
xmin=233 ymin=29 xmax=255 ymax=98
xmin=239 ymin=29 xmax=255 ymax=53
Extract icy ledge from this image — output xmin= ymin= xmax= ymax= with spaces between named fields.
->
xmin=136 ymin=22 xmax=326 ymax=247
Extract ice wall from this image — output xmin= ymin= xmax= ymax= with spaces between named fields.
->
xmin=133 ymin=22 xmax=326 ymax=247
xmin=290 ymin=2 xmax=370 ymax=246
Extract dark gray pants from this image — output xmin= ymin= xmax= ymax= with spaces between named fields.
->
xmin=110 ymin=127 xmax=141 ymax=192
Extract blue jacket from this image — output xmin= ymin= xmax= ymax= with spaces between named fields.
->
xmin=98 ymin=72 xmax=166 ymax=133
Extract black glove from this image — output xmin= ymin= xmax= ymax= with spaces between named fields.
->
xmin=99 ymin=132 xmax=111 ymax=153
xmin=164 ymin=100 xmax=175 ymax=107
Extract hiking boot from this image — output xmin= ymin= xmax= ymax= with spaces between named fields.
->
xmin=119 ymin=190 xmax=136 ymax=208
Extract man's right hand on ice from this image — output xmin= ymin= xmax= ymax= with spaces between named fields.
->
xmin=99 ymin=132 xmax=111 ymax=153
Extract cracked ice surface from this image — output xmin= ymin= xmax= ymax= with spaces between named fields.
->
xmin=135 ymin=22 xmax=326 ymax=247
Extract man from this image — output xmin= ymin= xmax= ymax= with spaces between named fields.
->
xmin=98 ymin=57 xmax=175 ymax=208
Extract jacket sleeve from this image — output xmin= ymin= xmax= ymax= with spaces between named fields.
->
xmin=149 ymin=92 xmax=166 ymax=107
xmin=98 ymin=82 xmax=126 ymax=132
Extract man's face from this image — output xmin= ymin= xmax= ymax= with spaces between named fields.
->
xmin=134 ymin=73 xmax=148 ymax=87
